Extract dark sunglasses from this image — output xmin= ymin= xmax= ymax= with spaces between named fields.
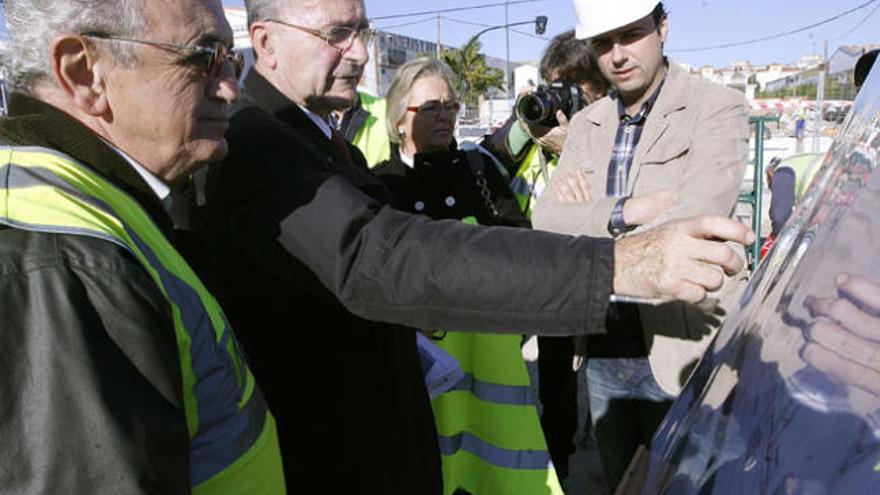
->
xmin=83 ymin=33 xmax=245 ymax=79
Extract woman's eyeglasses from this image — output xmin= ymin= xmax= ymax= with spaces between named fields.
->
xmin=406 ymin=100 xmax=461 ymax=115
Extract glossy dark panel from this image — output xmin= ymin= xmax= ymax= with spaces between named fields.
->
xmin=643 ymin=67 xmax=880 ymax=494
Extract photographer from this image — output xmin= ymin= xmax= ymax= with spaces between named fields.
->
xmin=482 ymin=29 xmax=608 ymax=214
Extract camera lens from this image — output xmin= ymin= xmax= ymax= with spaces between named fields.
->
xmin=515 ymin=82 xmax=583 ymax=127
xmin=516 ymin=93 xmax=552 ymax=125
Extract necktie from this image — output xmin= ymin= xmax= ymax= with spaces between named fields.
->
xmin=330 ymin=128 xmax=353 ymax=163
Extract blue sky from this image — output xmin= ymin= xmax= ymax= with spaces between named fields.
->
xmin=224 ymin=0 xmax=880 ymax=68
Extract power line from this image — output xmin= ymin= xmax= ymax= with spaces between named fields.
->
xmin=375 ymin=16 xmax=437 ymax=31
xmin=371 ymin=0 xmax=547 ymax=21
xmin=670 ymin=0 xmax=880 ymax=53
xmin=444 ymin=20 xmax=466 ymax=47
xmin=831 ymin=0 xmax=880 ymax=41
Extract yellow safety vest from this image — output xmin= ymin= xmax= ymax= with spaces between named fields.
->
xmin=353 ymin=92 xmax=392 ymax=167
xmin=431 ymin=217 xmax=563 ymax=495
xmin=782 ymin=152 xmax=825 ymax=200
xmin=0 ymin=146 xmax=285 ymax=494
xmin=510 ymin=144 xmax=558 ymax=217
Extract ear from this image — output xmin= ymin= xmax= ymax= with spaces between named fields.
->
xmin=395 ymin=112 xmax=409 ymax=135
xmin=50 ymin=35 xmax=109 ymax=116
xmin=657 ymin=17 xmax=669 ymax=44
xmin=250 ymin=22 xmax=277 ymax=70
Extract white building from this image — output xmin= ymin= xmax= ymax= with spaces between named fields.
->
xmin=513 ymin=63 xmax=540 ymax=96
xmin=827 ymin=44 xmax=880 ymax=84
xmin=363 ymin=31 xmax=442 ymax=96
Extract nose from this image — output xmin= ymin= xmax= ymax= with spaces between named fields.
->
xmin=343 ymin=32 xmax=370 ymax=65
xmin=440 ymin=107 xmax=458 ymax=121
xmin=610 ymin=43 xmax=626 ymax=66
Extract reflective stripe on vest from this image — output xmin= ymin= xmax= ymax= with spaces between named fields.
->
xmin=450 ymin=373 xmax=534 ymax=405
xmin=353 ymin=92 xmax=391 ymax=167
xmin=438 ymin=432 xmax=550 ymax=470
xmin=432 ymin=330 xmax=563 ymax=495
xmin=0 ymin=146 xmax=285 ymax=494
xmin=509 ymin=144 xmax=558 ymax=217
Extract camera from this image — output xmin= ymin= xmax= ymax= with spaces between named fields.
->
xmin=515 ymin=81 xmax=584 ymax=127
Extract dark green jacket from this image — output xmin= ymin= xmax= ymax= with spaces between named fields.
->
xmin=0 ymin=94 xmax=189 ymax=494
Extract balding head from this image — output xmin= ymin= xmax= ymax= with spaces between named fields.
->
xmin=245 ymin=0 xmax=322 ymax=27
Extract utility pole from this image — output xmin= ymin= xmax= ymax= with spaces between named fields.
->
xmin=373 ymin=33 xmax=382 ymax=95
xmin=459 ymin=17 xmax=547 ymax=115
xmin=813 ymin=39 xmax=827 ymax=153
xmin=505 ymin=0 xmax=511 ymax=100
xmin=436 ymin=15 xmax=441 ymax=59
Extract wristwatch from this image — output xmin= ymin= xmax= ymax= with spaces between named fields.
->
xmin=608 ymin=196 xmax=634 ymax=236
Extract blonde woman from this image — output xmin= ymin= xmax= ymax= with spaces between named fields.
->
xmin=373 ymin=57 xmax=526 ymax=227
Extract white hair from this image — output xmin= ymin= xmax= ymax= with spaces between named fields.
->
xmin=2 ymin=0 xmax=146 ymax=93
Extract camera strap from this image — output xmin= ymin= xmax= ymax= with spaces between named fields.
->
xmin=538 ymin=148 xmax=551 ymax=187
xmin=463 ymin=149 xmax=501 ymax=218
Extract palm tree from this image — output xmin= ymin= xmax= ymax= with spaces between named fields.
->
xmin=441 ymin=36 xmax=504 ymax=112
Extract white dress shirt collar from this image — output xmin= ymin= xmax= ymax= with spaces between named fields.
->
xmin=398 ymin=148 xmax=415 ymax=169
xmin=104 ymin=141 xmax=172 ymax=211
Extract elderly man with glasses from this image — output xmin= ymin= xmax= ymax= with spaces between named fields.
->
xmin=0 ymin=0 xmax=288 ymax=494
xmin=186 ymin=0 xmax=753 ymax=492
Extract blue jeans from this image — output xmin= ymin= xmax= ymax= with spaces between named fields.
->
xmin=586 ymin=357 xmax=674 ymax=490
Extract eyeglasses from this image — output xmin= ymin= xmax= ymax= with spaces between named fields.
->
xmin=82 ymin=33 xmax=245 ymax=79
xmin=407 ymin=100 xmax=461 ymax=115
xmin=264 ymin=19 xmax=374 ymax=53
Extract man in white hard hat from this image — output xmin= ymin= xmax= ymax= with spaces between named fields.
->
xmin=532 ymin=1 xmax=750 ymax=489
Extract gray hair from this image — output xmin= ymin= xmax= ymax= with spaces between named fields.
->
xmin=2 ymin=0 xmax=146 ymax=94
xmin=385 ymin=57 xmax=455 ymax=146
xmin=244 ymin=0 xmax=281 ymax=27
xmin=245 ymin=0 xmax=321 ymax=26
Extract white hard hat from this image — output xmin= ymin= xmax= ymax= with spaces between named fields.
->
xmin=573 ymin=0 xmax=660 ymax=40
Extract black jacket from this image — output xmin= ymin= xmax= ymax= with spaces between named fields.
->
xmin=374 ymin=145 xmax=528 ymax=227
xmin=0 ymin=94 xmax=189 ymax=493
xmin=189 ymin=69 xmax=615 ymax=493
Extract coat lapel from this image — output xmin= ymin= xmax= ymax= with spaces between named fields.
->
xmin=628 ymin=62 xmax=690 ymax=194
xmin=583 ymin=98 xmax=619 ymax=194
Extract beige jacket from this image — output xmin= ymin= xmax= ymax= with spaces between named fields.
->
xmin=532 ymin=62 xmax=750 ymax=395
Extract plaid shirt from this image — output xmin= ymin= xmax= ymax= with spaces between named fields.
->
xmin=606 ymin=80 xmax=665 ymax=235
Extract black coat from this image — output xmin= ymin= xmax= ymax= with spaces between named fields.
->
xmin=374 ymin=146 xmax=528 ymax=228
xmin=192 ymin=72 xmax=439 ymax=494
xmin=187 ymin=69 xmax=615 ymax=493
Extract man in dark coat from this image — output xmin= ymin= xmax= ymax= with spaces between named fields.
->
xmin=186 ymin=0 xmax=754 ymax=492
